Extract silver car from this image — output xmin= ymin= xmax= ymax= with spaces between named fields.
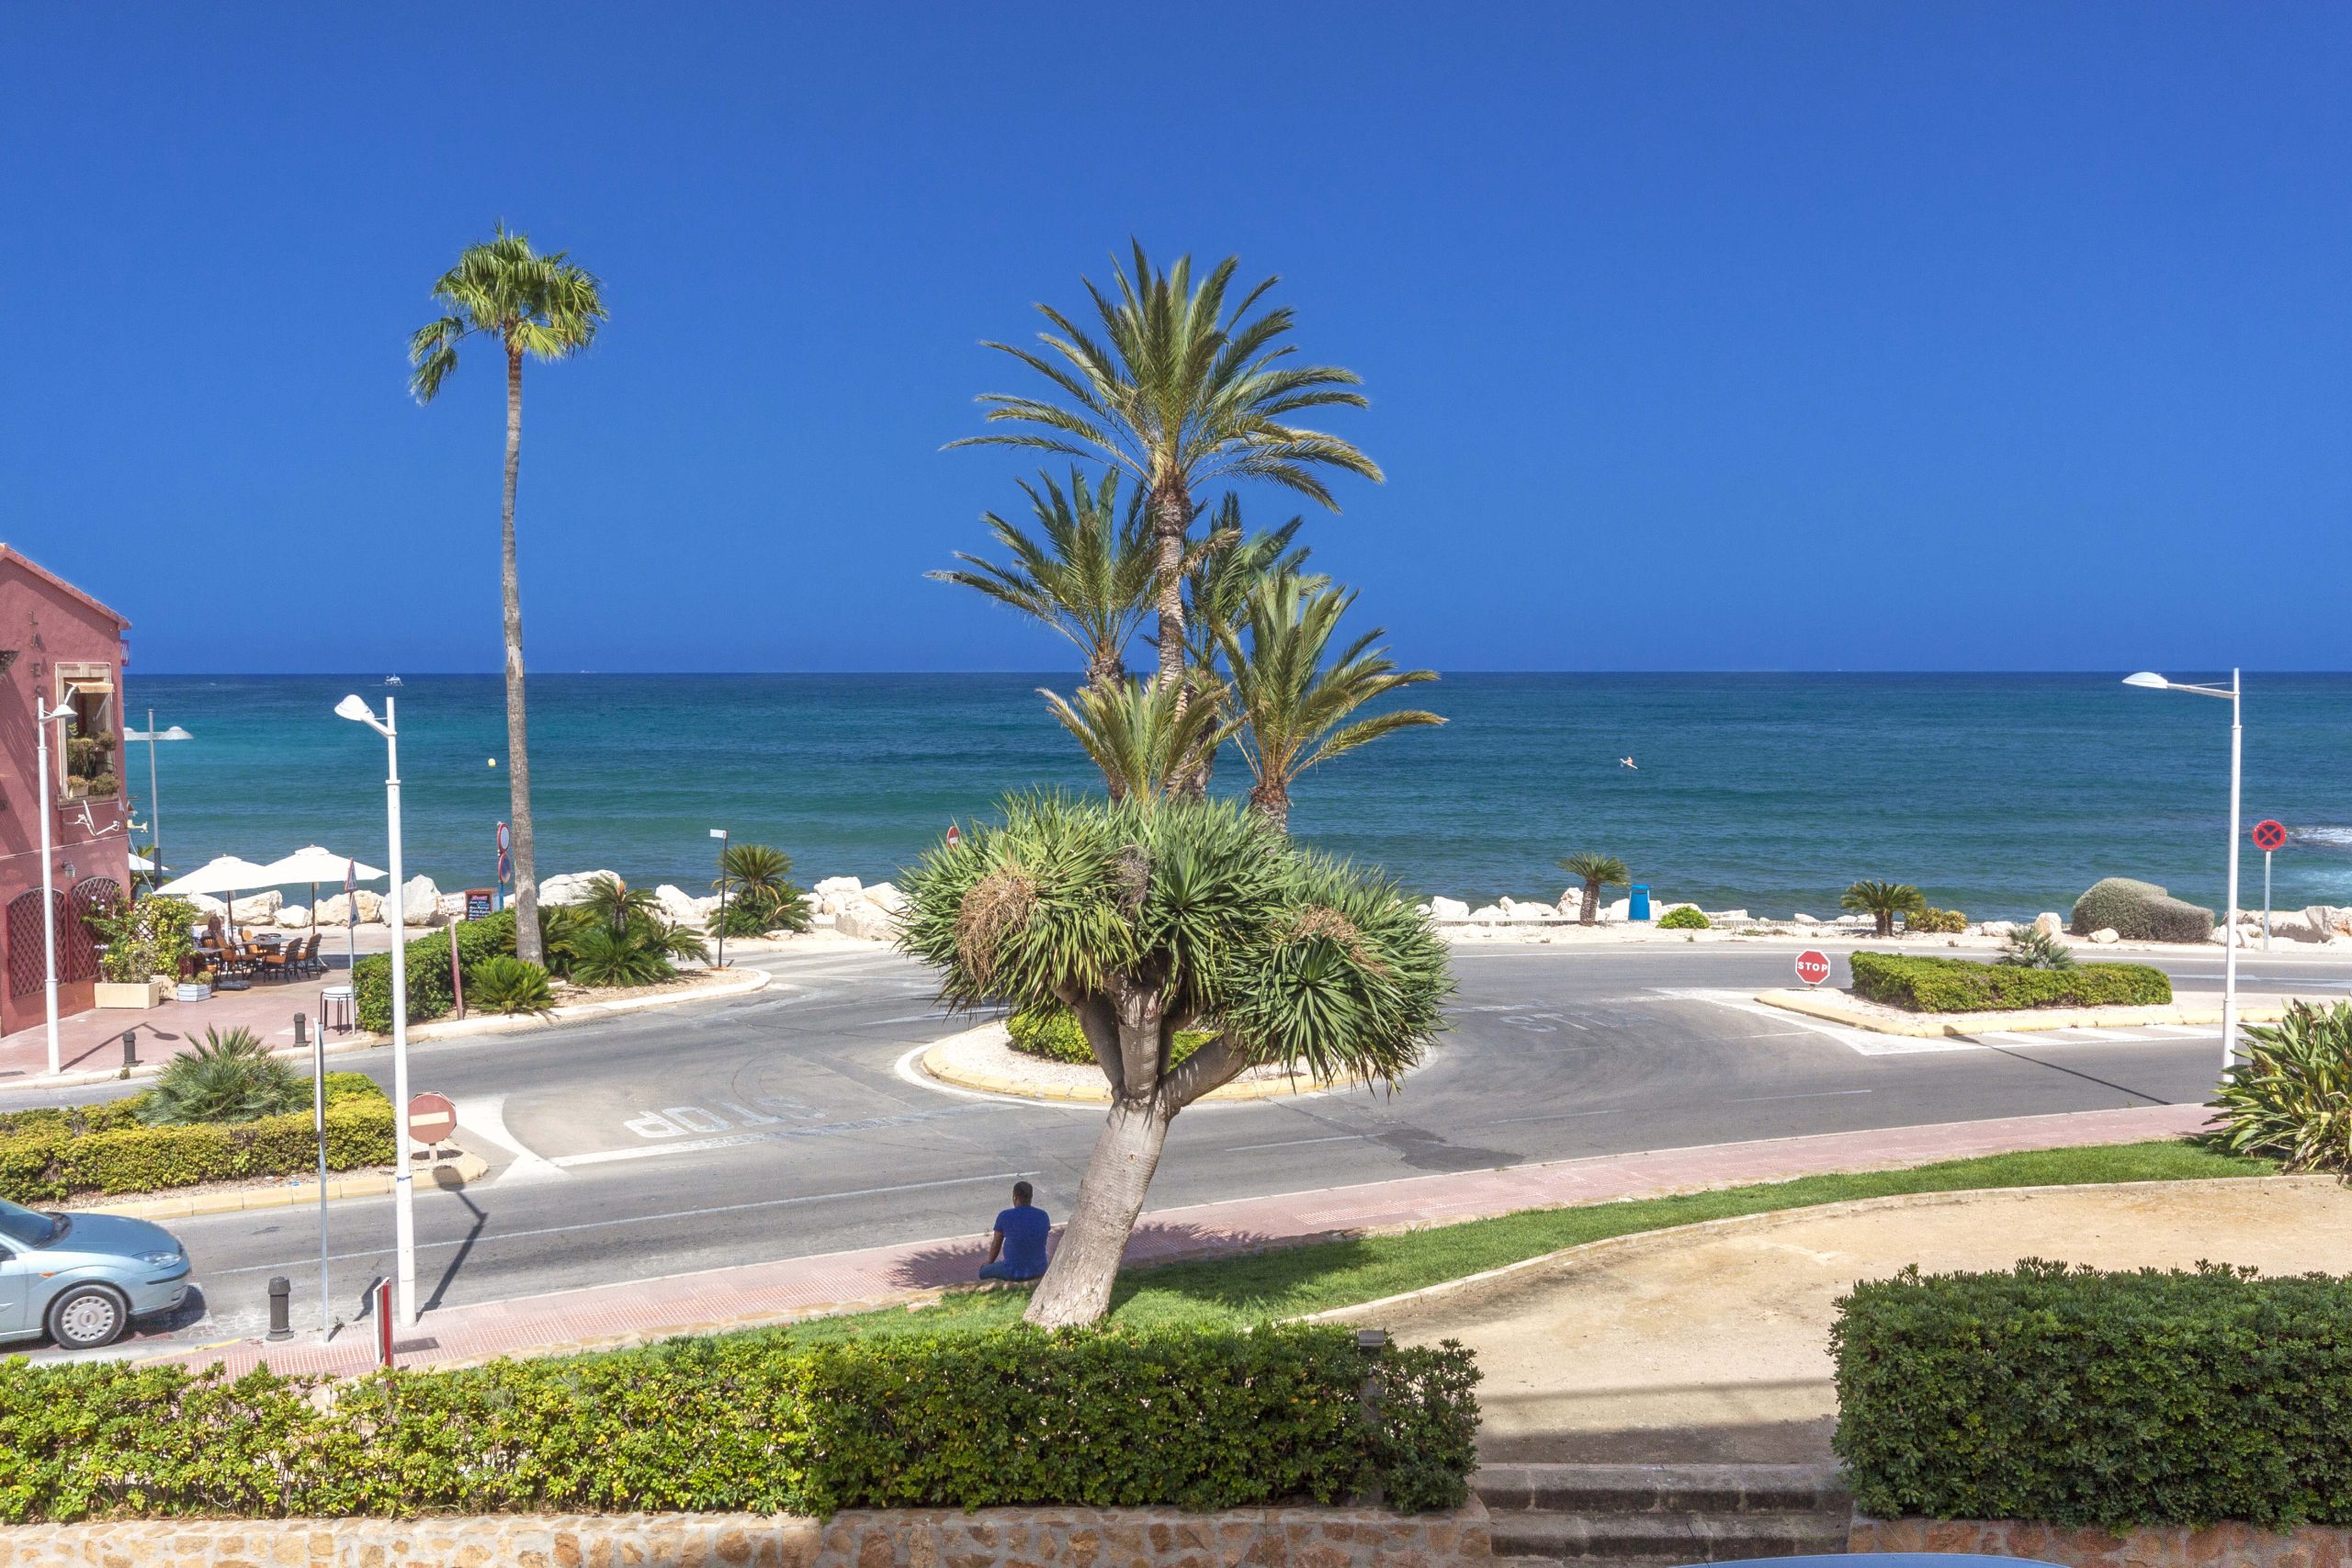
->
xmin=0 ymin=1197 xmax=192 ymax=1349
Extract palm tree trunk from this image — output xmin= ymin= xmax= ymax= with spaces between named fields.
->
xmin=1877 ymin=911 xmax=1894 ymax=938
xmin=502 ymin=347 xmax=544 ymax=967
xmin=1023 ymin=1094 xmax=1170 ymax=1327
xmin=1149 ymin=479 xmax=1189 ymax=688
xmin=1248 ymin=777 xmax=1290 ymax=833
xmin=1581 ymin=880 xmax=1600 ymax=925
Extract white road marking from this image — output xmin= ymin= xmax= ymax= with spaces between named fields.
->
xmin=1491 ymin=1108 xmax=1616 ymax=1124
xmin=891 ymin=1042 xmax=1095 ymax=1110
xmin=453 ymin=1094 xmax=569 ymax=1182
xmin=1730 ymin=1089 xmax=1873 ymax=1103
xmin=555 ymin=1102 xmax=984 ymax=1168
xmin=1649 ymin=988 xmax=1977 ymax=1056
xmin=1223 ymin=1133 xmax=1372 ymax=1153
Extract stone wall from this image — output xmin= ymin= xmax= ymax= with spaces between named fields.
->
xmin=1853 ymin=1514 xmax=2352 ymax=1567
xmin=0 ymin=1502 xmax=1489 ymax=1568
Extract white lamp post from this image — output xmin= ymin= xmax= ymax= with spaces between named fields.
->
xmin=32 ymin=694 xmax=74 ymax=1076
xmin=2123 ymin=670 xmax=2242 ymax=1073
xmin=709 ymin=828 xmax=729 ymax=972
xmin=123 ymin=712 xmax=192 ymax=879
xmin=336 ymin=693 xmax=417 ymax=1328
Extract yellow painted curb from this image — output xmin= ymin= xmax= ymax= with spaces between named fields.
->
xmin=1757 ymin=987 xmax=2293 ymax=1038
xmin=66 ymin=1152 xmax=488 ymax=1221
xmin=919 ymin=1040 xmax=1363 ymax=1103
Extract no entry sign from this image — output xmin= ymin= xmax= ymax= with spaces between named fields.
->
xmin=407 ymin=1092 xmax=458 ymax=1149
xmin=2252 ymin=819 xmax=2288 ymax=852
xmin=1794 ymin=949 xmax=1832 ymax=987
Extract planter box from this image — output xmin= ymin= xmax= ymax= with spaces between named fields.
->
xmin=175 ymin=981 xmax=213 ymax=1003
xmin=95 ymin=980 xmax=164 ymax=1010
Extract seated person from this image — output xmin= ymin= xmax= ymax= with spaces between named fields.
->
xmin=978 ymin=1180 xmax=1050 ymax=1281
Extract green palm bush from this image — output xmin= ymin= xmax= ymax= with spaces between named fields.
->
xmin=140 ymin=1029 xmax=306 ymax=1126
xmin=552 ymin=874 xmax=708 ymax=985
xmin=1997 ymin=926 xmax=2077 ymax=970
xmin=1039 ymin=673 xmax=1232 ymax=803
xmin=1557 ymin=852 xmax=1629 ymax=925
xmin=2210 ymin=1000 xmax=2352 ymax=1172
xmin=466 ymin=956 xmax=554 ymax=1016
xmin=901 ymin=793 xmax=1450 ymax=1327
xmin=709 ymin=842 xmax=810 ymax=938
xmin=1843 ymin=880 xmax=1928 ymax=938
xmin=566 ymin=923 xmax=674 ymax=987
xmin=929 ymin=468 xmax=1155 ymax=694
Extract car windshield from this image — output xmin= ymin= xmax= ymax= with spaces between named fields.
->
xmin=0 ymin=1198 xmax=60 ymax=1249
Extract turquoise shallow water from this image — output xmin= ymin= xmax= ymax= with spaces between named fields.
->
xmin=121 ymin=672 xmax=2352 ymax=921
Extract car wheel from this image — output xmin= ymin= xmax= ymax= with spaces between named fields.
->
xmin=47 ymin=1284 xmax=129 ymax=1349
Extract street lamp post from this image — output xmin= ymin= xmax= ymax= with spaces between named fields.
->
xmin=32 ymin=694 xmax=74 ymax=1076
xmin=709 ymin=828 xmax=729 ymax=971
xmin=125 ymin=712 xmax=193 ymax=878
xmin=335 ymin=694 xmax=417 ymax=1328
xmin=2123 ymin=670 xmax=2242 ymax=1074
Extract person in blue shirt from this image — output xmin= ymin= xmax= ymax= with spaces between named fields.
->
xmin=978 ymin=1180 xmax=1051 ymax=1281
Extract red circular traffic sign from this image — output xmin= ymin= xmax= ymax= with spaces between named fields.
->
xmin=1794 ymin=949 xmax=1832 ymax=987
xmin=407 ymin=1092 xmax=458 ymax=1148
xmin=2252 ymin=819 xmax=2288 ymax=852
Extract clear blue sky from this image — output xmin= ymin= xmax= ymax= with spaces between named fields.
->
xmin=6 ymin=3 xmax=2346 ymax=673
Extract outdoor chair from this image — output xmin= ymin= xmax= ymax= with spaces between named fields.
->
xmin=253 ymin=943 xmax=291 ymax=984
xmin=296 ymin=933 xmax=324 ymax=976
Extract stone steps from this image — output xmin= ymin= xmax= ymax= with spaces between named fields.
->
xmin=1475 ymin=1463 xmax=1851 ymax=1566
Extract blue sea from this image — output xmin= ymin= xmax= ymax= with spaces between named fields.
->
xmin=120 ymin=673 xmax=2352 ymax=922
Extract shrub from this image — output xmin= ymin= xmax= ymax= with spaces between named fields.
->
xmin=2070 ymin=877 xmax=2213 ymax=942
xmin=466 ymin=955 xmax=554 ymax=1016
xmin=1996 ymin=926 xmax=2075 ymax=970
xmin=0 ymin=1322 xmax=1480 ymax=1523
xmin=139 ymin=1028 xmax=307 ymax=1125
xmin=1835 ymin=1259 xmax=2352 ymax=1529
xmin=1006 ymin=1006 xmax=1212 ymax=1067
xmin=1848 ymin=952 xmax=2170 ymax=1012
xmin=1842 ymin=880 xmax=1927 ymax=937
xmin=1905 ymin=907 xmax=1966 ymax=935
xmin=352 ymin=912 xmax=518 ymax=1031
xmin=710 ymin=842 xmax=813 ymax=936
xmin=87 ymin=894 xmax=199 ymax=982
xmin=2208 ymin=999 xmax=2352 ymax=1172
xmin=1657 ymin=906 xmax=1709 ymax=930
xmin=0 ymin=1078 xmax=392 ymax=1205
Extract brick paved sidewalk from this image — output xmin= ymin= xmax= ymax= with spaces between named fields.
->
xmin=152 ymin=1101 xmax=2210 ymax=1381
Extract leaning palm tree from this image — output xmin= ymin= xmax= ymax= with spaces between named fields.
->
xmin=929 ymin=468 xmax=1154 ymax=693
xmin=1039 ymin=674 xmax=1231 ymax=803
xmin=950 ymin=243 xmax=1381 ymax=690
xmin=1842 ymin=879 xmax=1928 ymax=938
xmin=1557 ymin=852 xmax=1630 ymax=926
xmin=1217 ymin=578 xmax=1442 ymax=831
xmin=409 ymin=225 xmax=607 ymax=966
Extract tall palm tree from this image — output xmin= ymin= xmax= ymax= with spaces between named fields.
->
xmin=950 ymin=243 xmax=1381 ymax=691
xmin=1039 ymin=674 xmax=1231 ymax=804
xmin=929 ymin=468 xmax=1154 ymax=693
xmin=1173 ymin=498 xmax=1314 ymax=795
xmin=1556 ymin=852 xmax=1629 ymax=926
xmin=1217 ymin=578 xmax=1442 ymax=832
xmin=409 ymin=225 xmax=605 ymax=967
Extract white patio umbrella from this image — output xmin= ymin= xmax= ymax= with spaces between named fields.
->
xmin=152 ymin=854 xmax=279 ymax=936
xmin=256 ymin=846 xmax=389 ymax=975
xmin=128 ymin=852 xmax=154 ymax=874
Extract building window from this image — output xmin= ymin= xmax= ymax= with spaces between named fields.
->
xmin=54 ymin=663 xmax=117 ymax=801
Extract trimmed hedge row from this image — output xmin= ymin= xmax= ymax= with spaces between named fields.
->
xmin=1835 ymin=1260 xmax=2352 ymax=1529
xmin=1849 ymin=951 xmax=2171 ymax=1012
xmin=0 ymin=1322 xmax=1481 ymax=1523
xmin=1006 ymin=1005 xmax=1213 ymax=1067
xmin=2070 ymin=876 xmax=2214 ymax=943
xmin=0 ymin=1075 xmax=391 ymax=1204
xmin=353 ymin=911 xmax=518 ymax=1032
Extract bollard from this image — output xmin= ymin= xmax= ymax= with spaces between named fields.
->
xmin=266 ymin=1276 xmax=293 ymax=1341
xmin=119 ymin=1028 xmax=138 ymax=1076
xmin=293 ymin=1012 xmax=307 ymax=1050
xmin=1354 ymin=1328 xmax=1387 ymax=1506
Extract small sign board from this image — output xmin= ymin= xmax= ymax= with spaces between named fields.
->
xmin=407 ymin=1092 xmax=458 ymax=1149
xmin=2252 ymin=819 xmax=2288 ymax=852
xmin=463 ymin=888 xmax=494 ymax=920
xmin=1794 ymin=949 xmax=1833 ymax=987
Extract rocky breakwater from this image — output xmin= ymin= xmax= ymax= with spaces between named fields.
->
xmin=809 ymin=876 xmax=905 ymax=941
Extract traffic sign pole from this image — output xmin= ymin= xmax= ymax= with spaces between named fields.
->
xmin=2251 ymin=820 xmax=2287 ymax=953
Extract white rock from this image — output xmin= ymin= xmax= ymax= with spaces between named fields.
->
xmin=1497 ymin=896 xmax=1519 ymax=911
xmin=227 ymin=889 xmax=282 ymax=922
xmin=538 ymin=871 xmax=620 ymax=908
xmin=314 ymin=889 xmax=385 ymax=926
xmin=1467 ymin=904 xmax=1507 ymax=923
xmin=277 ymin=904 xmax=311 ymax=930
xmin=2032 ymin=912 xmax=2064 ymax=940
xmin=2089 ymin=927 xmax=2120 ymax=944
xmin=187 ymin=893 xmax=227 ymax=919
xmin=2302 ymin=905 xmax=2352 ymax=937
xmin=833 ymin=901 xmax=897 ymax=941
xmin=1792 ymin=912 xmax=1818 ymax=926
xmin=1428 ymin=897 xmax=1470 ymax=921
xmin=1705 ymin=909 xmax=1749 ymax=923
xmin=813 ymin=875 xmax=864 ymax=897
xmin=400 ymin=874 xmax=443 ymax=927
xmin=1602 ymin=897 xmax=1631 ymax=922
xmin=863 ymin=882 xmax=905 ymax=914
xmin=1507 ymin=903 xmax=1553 ymax=923
xmin=1977 ymin=920 xmax=2017 ymax=938
xmin=654 ymin=884 xmax=706 ymax=927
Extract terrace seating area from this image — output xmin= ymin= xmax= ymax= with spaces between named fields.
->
xmin=193 ymin=919 xmax=327 ymax=988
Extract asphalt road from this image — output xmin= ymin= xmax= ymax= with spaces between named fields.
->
xmin=18 ymin=938 xmax=2346 ymax=1359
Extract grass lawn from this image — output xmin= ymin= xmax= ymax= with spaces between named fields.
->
xmin=772 ymin=1138 xmax=2268 ymax=1345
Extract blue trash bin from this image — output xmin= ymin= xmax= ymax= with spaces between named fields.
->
xmin=1629 ymin=884 xmax=1652 ymax=921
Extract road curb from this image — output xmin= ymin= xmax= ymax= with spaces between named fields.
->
xmin=1755 ymin=987 xmax=2292 ymax=1038
xmin=64 ymin=1151 xmax=489 ymax=1221
xmin=918 ymin=1023 xmax=1363 ymax=1103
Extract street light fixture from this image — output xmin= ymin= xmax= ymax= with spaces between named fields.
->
xmin=32 ymin=694 xmax=74 ymax=1076
xmin=123 ymin=712 xmax=192 ymax=878
xmin=2122 ymin=669 xmax=2241 ymax=1074
xmin=709 ymin=828 xmax=729 ymax=972
xmin=335 ymin=692 xmax=417 ymax=1329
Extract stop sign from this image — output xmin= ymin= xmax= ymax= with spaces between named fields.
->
xmin=1794 ymin=950 xmax=1832 ymax=987
xmin=407 ymin=1092 xmax=458 ymax=1149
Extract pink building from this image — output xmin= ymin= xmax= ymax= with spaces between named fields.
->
xmin=0 ymin=547 xmax=132 ymax=1037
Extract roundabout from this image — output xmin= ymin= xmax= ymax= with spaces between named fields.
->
xmin=917 ymin=1020 xmax=1374 ymax=1103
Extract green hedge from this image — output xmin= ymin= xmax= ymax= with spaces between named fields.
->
xmin=1835 ymin=1260 xmax=2352 ymax=1529
xmin=1006 ymin=1006 xmax=1214 ymax=1067
xmin=2070 ymin=877 xmax=2214 ymax=943
xmin=353 ymin=912 xmax=518 ymax=1032
xmin=1849 ymin=951 xmax=2170 ymax=1012
xmin=0 ymin=1075 xmax=390 ymax=1204
xmin=0 ymin=1322 xmax=1480 ymax=1523
xmin=1657 ymin=906 xmax=1709 ymax=930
